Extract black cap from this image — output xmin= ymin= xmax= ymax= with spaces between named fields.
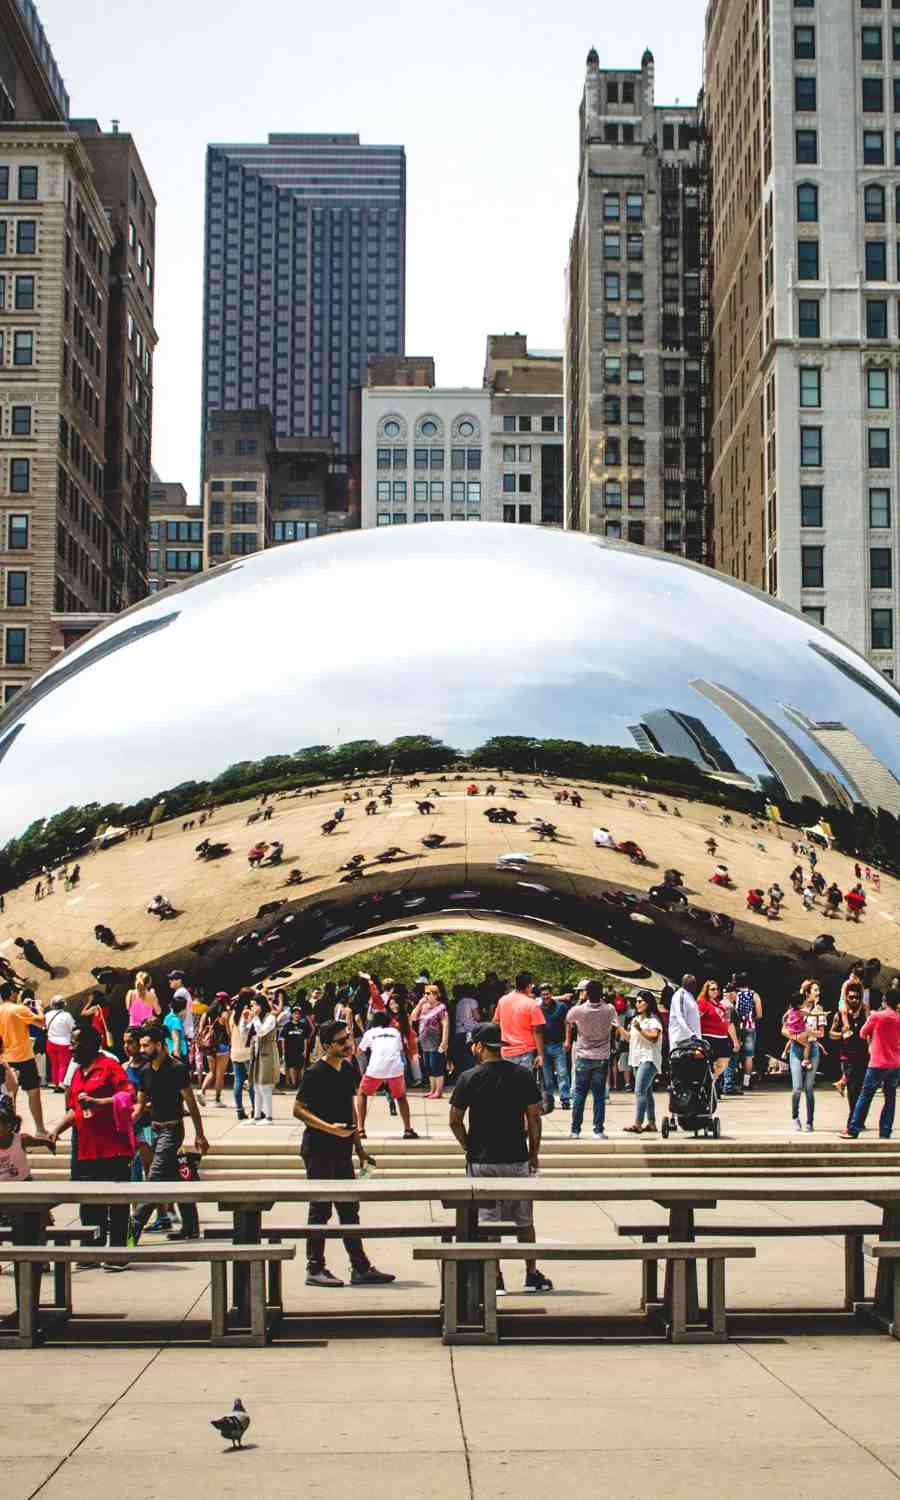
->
xmin=470 ymin=1022 xmax=503 ymax=1048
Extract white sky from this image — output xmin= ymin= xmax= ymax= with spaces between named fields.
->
xmin=38 ymin=0 xmax=706 ymax=496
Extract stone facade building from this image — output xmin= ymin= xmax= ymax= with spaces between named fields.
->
xmin=149 ymin=479 xmax=202 ymax=593
xmin=565 ymin=49 xmax=710 ymax=559
xmin=704 ymin=0 xmax=900 ymax=680
xmin=484 ymin=335 xmax=564 ymax=526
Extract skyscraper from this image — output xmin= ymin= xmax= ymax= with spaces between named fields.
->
xmin=703 ymin=0 xmax=899 ymax=681
xmin=564 ymin=49 xmax=710 ymax=557
xmin=202 ymin=133 xmax=406 ymax=455
xmin=633 ymin=708 xmax=738 ymax=772
xmin=691 ymin=679 xmax=834 ymax=804
xmin=781 ymin=704 xmax=900 ymax=816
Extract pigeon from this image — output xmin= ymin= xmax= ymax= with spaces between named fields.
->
xmin=211 ymin=1397 xmax=250 ymax=1449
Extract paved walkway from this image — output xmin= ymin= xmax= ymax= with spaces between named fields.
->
xmin=7 ymin=1088 xmax=900 ymax=1500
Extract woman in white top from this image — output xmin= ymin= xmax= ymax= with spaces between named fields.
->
xmin=623 ymin=993 xmax=663 ymax=1134
xmin=248 ymin=995 xmax=279 ymax=1124
xmin=44 ymin=998 xmax=76 ymax=1092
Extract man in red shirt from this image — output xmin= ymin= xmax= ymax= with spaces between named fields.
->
xmin=50 ymin=1024 xmax=134 ymax=1264
xmin=841 ymin=991 xmax=900 ymax=1139
xmin=494 ymin=973 xmax=545 ymax=1073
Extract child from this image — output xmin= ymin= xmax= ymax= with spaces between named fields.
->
xmin=0 ymin=1093 xmax=54 ymax=1181
xmin=123 ymin=1028 xmax=153 ymax=1182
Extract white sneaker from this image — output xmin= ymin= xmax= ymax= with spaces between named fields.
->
xmin=804 ymin=1123 xmax=814 ymax=1132
xmin=792 ymin=1118 xmax=802 ymax=1131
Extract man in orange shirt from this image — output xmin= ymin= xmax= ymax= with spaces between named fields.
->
xmin=494 ymin=972 xmax=545 ymax=1074
xmin=0 ymin=980 xmax=47 ymax=1135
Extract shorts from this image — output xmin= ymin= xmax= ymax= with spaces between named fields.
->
xmin=737 ymin=1031 xmax=756 ymax=1060
xmin=135 ymin=1122 xmax=154 ymax=1147
xmin=423 ymin=1049 xmax=447 ymax=1077
xmin=359 ymin=1072 xmax=406 ymax=1099
xmin=10 ymin=1058 xmax=39 ymax=1091
xmin=705 ymin=1036 xmax=733 ymax=1062
xmin=468 ymin=1159 xmax=534 ymax=1228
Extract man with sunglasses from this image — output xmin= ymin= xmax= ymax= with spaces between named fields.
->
xmin=293 ymin=1018 xmax=395 ymax=1288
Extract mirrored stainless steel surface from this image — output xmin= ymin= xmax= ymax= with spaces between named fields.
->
xmin=0 ymin=524 xmax=897 ymax=1010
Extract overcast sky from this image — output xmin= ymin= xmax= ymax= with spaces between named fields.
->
xmin=38 ymin=0 xmax=705 ymax=495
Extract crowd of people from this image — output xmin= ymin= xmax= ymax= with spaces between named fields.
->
xmin=1 ymin=951 xmax=900 ymax=1284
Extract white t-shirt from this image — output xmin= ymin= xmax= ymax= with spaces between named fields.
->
xmin=628 ymin=1015 xmax=663 ymax=1069
xmin=46 ymin=1008 xmax=75 ymax=1046
xmin=359 ymin=1025 xmax=405 ymax=1079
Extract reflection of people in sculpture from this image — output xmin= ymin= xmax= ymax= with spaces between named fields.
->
xmin=147 ymin=894 xmax=175 ymax=919
xmin=374 ymin=847 xmax=409 ymax=863
xmin=248 ymin=842 xmax=268 ymax=867
xmin=593 ymin=827 xmax=615 ymax=848
xmin=416 ymin=801 xmax=435 ymax=815
xmin=93 ymin=924 xmax=121 ymax=950
xmin=340 ymin=854 xmax=366 ymax=872
xmin=321 ymin=819 xmax=338 ymax=835
xmin=570 ymin=791 xmax=583 ymax=808
xmin=365 ymin=801 xmax=378 ymax=815
xmin=285 ymin=868 xmax=304 ymax=886
xmin=421 ymin=834 xmax=446 ymax=849
xmin=263 ymin=841 xmax=284 ymax=865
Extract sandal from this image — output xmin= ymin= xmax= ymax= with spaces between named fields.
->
xmin=622 ymin=1124 xmax=642 ymax=1133
xmin=642 ymin=1124 xmax=658 ymax=1133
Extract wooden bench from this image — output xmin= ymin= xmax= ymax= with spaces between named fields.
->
xmin=0 ymin=1227 xmax=100 ymax=1318
xmin=867 ymin=1243 xmax=900 ymax=1337
xmin=0 ymin=1243 xmax=294 ymax=1349
xmin=414 ymin=1241 xmax=755 ymax=1345
xmin=616 ymin=1219 xmax=881 ymax=1311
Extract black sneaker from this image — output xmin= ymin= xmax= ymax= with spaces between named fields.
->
xmin=102 ymin=1261 xmax=129 ymax=1272
xmin=524 ymin=1270 xmax=554 ymax=1294
xmin=306 ymin=1267 xmax=345 ymax=1287
xmin=561 ymin=1100 xmax=571 ymax=1110
xmin=350 ymin=1266 xmax=396 ymax=1285
xmin=166 ymin=1230 xmax=199 ymax=1241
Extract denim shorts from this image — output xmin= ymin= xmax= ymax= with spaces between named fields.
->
xmin=738 ymin=1032 xmax=756 ymax=1059
xmin=423 ymin=1048 xmax=447 ymax=1077
xmin=468 ymin=1159 xmax=534 ymax=1228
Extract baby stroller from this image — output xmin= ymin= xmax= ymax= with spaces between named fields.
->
xmin=661 ymin=1037 xmax=721 ymax=1139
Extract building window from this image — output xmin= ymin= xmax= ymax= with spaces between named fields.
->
xmin=17 ymin=166 xmax=37 ymax=201
xmin=393 ymin=481 xmax=407 ymax=501
xmin=864 ymin=130 xmax=885 ymax=164
xmin=628 ymin=436 xmax=644 ymax=465
xmin=865 ymin=184 xmax=886 ymax=222
xmin=229 ymin=533 xmax=258 ymax=556
xmin=230 ymin=501 xmax=257 ymax=524
xmin=604 ymin=313 xmax=621 ymax=341
xmin=870 ymin=487 xmax=891 ymax=527
xmin=12 ymin=331 xmax=33 ymax=365
xmin=603 ymin=232 xmax=620 ymax=258
xmin=863 ymin=76 xmax=884 ymax=111
xmin=604 ymin=480 xmax=622 ymax=509
xmin=628 ymin=480 xmax=645 ymax=509
xmin=862 ymin=25 xmax=884 ymax=57
xmin=801 ymin=545 xmax=824 ymax=587
xmin=7 ymin=513 xmax=28 ymax=548
xmin=604 ymin=395 xmax=621 ymax=424
xmin=796 ymin=183 xmax=818 ymax=222
xmin=604 ymin=437 xmax=620 ymax=464
xmin=208 ymin=532 xmax=224 ymax=555
xmin=795 ymin=130 xmax=818 ymax=164
xmin=10 ymin=405 xmax=30 ymax=435
xmin=603 ymin=193 xmax=620 ymax=221
xmin=9 ymin=457 xmax=30 ymax=493
xmin=802 ymin=606 xmax=825 ymax=624
xmin=795 ymin=75 xmax=817 ymax=110
xmin=502 ymin=416 xmax=515 ymax=432
xmin=502 ymin=472 xmax=516 ymax=493
xmin=797 ymin=240 xmax=819 ymax=279
xmin=517 ymin=416 xmax=531 ymax=433
xmin=799 ymin=367 xmax=821 ymax=406
xmin=800 ymin=426 xmax=822 ymax=465
xmin=604 ymin=271 xmax=620 ymax=300
xmin=165 ymin=549 xmax=202 ymax=572
xmin=15 ymin=220 xmax=35 ymax=253
xmin=5 ymin=569 xmax=26 ymax=606
xmin=871 ymin=546 xmax=893 ymax=588
xmin=800 ymin=484 xmax=823 ymax=526
xmin=518 ymin=445 xmax=531 ymax=461
xmin=627 ymin=521 xmax=645 ymax=543
xmin=626 ymin=193 xmax=643 ymax=222
xmin=4 ymin=627 xmax=25 ymax=665
xmin=867 ymin=366 xmax=889 ymax=407
xmin=872 ymin=607 xmax=894 ymax=647
xmin=605 ymin=520 xmax=622 ymax=539
xmin=518 ymin=474 xmax=532 ymax=493
xmin=869 ymin=427 xmax=891 ymax=466
xmin=794 ymin=24 xmax=816 ymax=56
xmin=14 ymin=274 xmax=34 ymax=309
xmin=866 ymin=240 xmax=888 ymax=279
xmin=866 ymin=299 xmax=888 ymax=337
xmin=627 ymin=395 xmax=644 ymax=424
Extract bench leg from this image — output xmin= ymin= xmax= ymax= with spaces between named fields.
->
xmin=641 ymin=1233 xmax=660 ymax=1309
xmin=210 ymin=1262 xmax=228 ymax=1343
xmin=845 ymin=1233 xmax=866 ymax=1310
xmin=442 ymin=1262 xmax=459 ymax=1342
xmin=52 ymin=1260 xmax=71 ymax=1315
xmin=669 ymin=1260 xmax=688 ymax=1343
xmin=706 ymin=1258 xmax=727 ymax=1341
xmin=17 ymin=1261 xmax=38 ymax=1348
xmin=267 ymin=1258 xmax=283 ymax=1314
xmin=483 ymin=1260 xmax=499 ymax=1343
xmin=249 ymin=1261 xmax=266 ymax=1346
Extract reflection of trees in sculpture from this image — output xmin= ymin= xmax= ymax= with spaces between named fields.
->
xmin=2 ymin=730 xmax=897 ymax=890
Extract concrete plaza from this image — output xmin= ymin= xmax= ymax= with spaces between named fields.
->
xmin=6 ymin=1085 xmax=900 ymax=1500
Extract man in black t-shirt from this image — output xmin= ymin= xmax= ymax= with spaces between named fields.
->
xmin=130 ymin=1024 xmax=208 ymax=1243
xmin=449 ymin=1023 xmax=553 ymax=1294
xmin=293 ymin=1018 xmax=396 ymax=1288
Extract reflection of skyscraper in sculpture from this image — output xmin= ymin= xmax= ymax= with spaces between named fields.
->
xmin=690 ymin=680 xmax=833 ymax=804
xmin=631 ymin=710 xmax=738 ymax=773
xmin=807 ymin=643 xmax=900 ymax=723
xmin=782 ymin=706 xmax=900 ymax=817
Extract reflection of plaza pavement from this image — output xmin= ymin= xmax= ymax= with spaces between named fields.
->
xmin=1 ymin=776 xmax=898 ymax=1001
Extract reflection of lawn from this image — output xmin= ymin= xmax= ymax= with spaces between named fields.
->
xmin=291 ymin=929 xmax=617 ymax=998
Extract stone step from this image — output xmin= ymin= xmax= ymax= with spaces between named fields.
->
xmin=201 ymin=1135 xmax=898 ymax=1158
xmin=30 ymin=1158 xmax=900 ymax=1181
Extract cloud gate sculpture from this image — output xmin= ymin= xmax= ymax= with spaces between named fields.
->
xmin=1 ymin=524 xmax=898 ymax=1050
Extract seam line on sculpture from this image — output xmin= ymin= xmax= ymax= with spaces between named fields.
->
xmin=25 ymin=1282 xmax=209 ymax=1500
